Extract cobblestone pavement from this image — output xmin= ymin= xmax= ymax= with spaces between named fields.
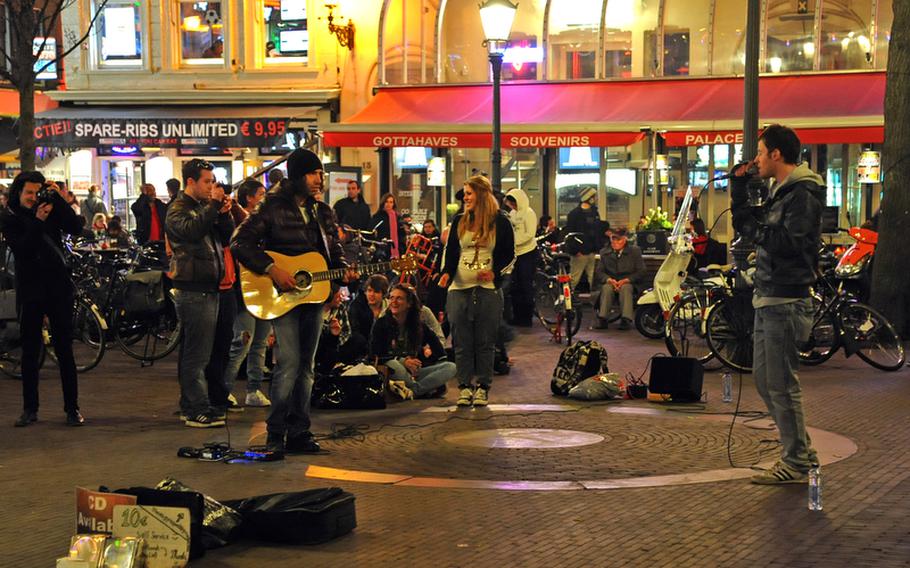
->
xmin=1 ymin=321 xmax=909 ymax=567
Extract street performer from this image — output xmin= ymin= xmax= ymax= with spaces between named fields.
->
xmin=232 ymin=148 xmax=355 ymax=454
xmin=730 ymin=124 xmax=824 ymax=485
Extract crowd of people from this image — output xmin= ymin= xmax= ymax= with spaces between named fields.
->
xmin=2 ymin=125 xmax=818 ymax=484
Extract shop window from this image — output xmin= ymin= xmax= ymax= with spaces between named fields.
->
xmin=820 ymin=0 xmax=874 ymax=71
xmin=392 ymin=147 xmax=438 ymax=228
xmin=875 ymin=0 xmax=892 ymax=69
xmin=662 ymin=0 xmax=710 ymax=76
xmin=765 ymin=0 xmax=817 ymax=73
xmin=603 ymin=0 xmax=659 ymax=78
xmin=383 ymin=0 xmax=439 ymax=84
xmin=548 ymin=0 xmax=602 ymax=80
xmin=94 ymin=0 xmax=143 ymax=67
xmin=712 ymin=1 xmax=746 ymax=75
xmin=179 ymin=0 xmax=225 ymax=65
xmin=262 ymin=0 xmax=308 ymax=64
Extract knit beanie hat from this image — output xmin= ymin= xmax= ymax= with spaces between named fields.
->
xmin=287 ymin=149 xmax=323 ymax=181
xmin=580 ymin=187 xmax=597 ymax=203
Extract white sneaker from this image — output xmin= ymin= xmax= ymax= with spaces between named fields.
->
xmin=473 ymin=387 xmax=489 ymax=406
xmin=456 ymin=387 xmax=474 ymax=407
xmin=388 ymin=380 xmax=414 ymax=401
xmin=245 ymin=390 xmax=271 ymax=407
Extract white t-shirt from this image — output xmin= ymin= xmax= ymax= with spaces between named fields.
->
xmin=450 ymin=229 xmax=495 ymax=291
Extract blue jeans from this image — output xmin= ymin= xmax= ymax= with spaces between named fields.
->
xmin=223 ymin=307 xmax=271 ymax=394
xmin=268 ymin=303 xmax=323 ymax=435
xmin=446 ymin=287 xmax=503 ymax=388
xmin=173 ymin=289 xmax=219 ymax=416
xmin=753 ymin=299 xmax=818 ymax=473
xmin=386 ymin=359 xmax=456 ymax=397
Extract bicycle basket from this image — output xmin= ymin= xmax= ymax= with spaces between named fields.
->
xmin=122 ymin=270 xmax=166 ymax=314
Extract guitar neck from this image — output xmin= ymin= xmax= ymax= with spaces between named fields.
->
xmin=312 ymin=260 xmax=396 ymax=282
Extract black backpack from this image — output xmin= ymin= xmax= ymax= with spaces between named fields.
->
xmin=550 ymin=340 xmax=609 ymax=396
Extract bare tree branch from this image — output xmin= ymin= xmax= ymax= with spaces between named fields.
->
xmin=34 ymin=0 xmax=109 ymax=77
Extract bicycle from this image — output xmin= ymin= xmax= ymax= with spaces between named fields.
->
xmin=663 ymin=267 xmax=731 ymax=366
xmin=534 ymin=236 xmax=584 ymax=342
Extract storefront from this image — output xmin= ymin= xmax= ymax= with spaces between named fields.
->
xmin=34 ymin=105 xmax=329 ymax=229
xmin=322 ymin=71 xmax=885 ymax=239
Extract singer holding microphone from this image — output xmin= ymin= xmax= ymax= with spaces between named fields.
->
xmin=730 ymin=124 xmax=825 ymax=485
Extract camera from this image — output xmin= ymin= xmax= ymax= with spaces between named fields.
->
xmin=36 ymin=184 xmax=55 ymax=205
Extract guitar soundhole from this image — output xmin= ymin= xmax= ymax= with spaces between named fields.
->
xmin=294 ymin=271 xmax=313 ymax=291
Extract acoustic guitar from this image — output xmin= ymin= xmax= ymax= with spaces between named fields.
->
xmin=240 ymin=251 xmax=418 ymax=320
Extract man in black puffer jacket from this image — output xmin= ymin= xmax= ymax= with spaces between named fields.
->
xmin=233 ymin=149 xmax=353 ymax=455
xmin=730 ymin=124 xmax=825 ymax=486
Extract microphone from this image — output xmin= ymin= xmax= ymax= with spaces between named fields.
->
xmin=713 ymin=162 xmax=757 ymax=181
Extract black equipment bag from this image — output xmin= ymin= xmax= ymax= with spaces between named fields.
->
xmin=226 ymin=488 xmax=357 ymax=545
xmin=122 ymin=270 xmax=165 ymax=314
xmin=312 ymin=367 xmax=386 ymax=410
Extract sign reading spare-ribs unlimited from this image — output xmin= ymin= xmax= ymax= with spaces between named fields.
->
xmin=34 ymin=116 xmax=289 ymax=147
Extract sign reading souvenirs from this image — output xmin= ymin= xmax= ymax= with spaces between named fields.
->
xmin=34 ymin=117 xmax=290 ymax=148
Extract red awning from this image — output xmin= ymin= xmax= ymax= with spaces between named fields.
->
xmin=0 ymin=90 xmax=58 ymax=117
xmin=323 ymin=72 xmax=884 ymax=148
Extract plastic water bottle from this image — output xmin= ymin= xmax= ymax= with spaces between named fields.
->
xmin=721 ymin=372 xmax=733 ymax=403
xmin=808 ymin=466 xmax=823 ymax=511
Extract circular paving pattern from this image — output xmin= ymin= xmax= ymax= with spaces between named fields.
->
xmin=443 ymin=428 xmax=607 ymax=449
xmin=253 ymin=404 xmax=858 ymax=490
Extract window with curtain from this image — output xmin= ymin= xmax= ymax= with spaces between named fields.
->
xmin=711 ymin=1 xmax=746 ymax=75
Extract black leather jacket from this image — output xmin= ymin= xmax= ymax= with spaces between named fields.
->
xmin=231 ymin=186 xmax=346 ymax=275
xmin=130 ymin=193 xmax=167 ymax=244
xmin=165 ymin=191 xmax=234 ymax=292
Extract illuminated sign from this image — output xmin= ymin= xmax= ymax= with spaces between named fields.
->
xmin=857 ymin=150 xmax=881 ymax=184
xmin=33 ymin=38 xmax=57 ymax=80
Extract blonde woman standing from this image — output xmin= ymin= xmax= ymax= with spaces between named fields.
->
xmin=438 ymin=176 xmax=515 ymax=407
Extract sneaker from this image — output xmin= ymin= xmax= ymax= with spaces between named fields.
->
xmin=751 ymin=461 xmax=807 ymax=485
xmin=617 ymin=318 xmax=631 ymax=330
xmin=66 ymin=410 xmax=85 ymax=427
xmin=14 ymin=411 xmax=37 ymax=427
xmin=388 ymin=380 xmax=415 ymax=401
xmin=473 ymin=386 xmax=489 ymax=406
xmin=227 ymin=394 xmax=244 ymax=413
xmin=594 ymin=317 xmax=609 ymax=330
xmin=456 ymin=386 xmax=474 ymax=407
xmin=245 ymin=390 xmax=271 ymax=407
xmin=211 ymin=409 xmax=227 ymax=421
xmin=285 ymin=431 xmax=320 ymax=454
xmin=184 ymin=414 xmax=225 ymax=428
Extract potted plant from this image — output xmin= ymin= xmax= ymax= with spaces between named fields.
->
xmin=635 ymin=207 xmax=672 ymax=254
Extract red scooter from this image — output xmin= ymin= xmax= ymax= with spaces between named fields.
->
xmin=833 ymin=226 xmax=877 ymax=301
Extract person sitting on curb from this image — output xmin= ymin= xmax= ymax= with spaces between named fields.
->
xmin=594 ymin=227 xmax=644 ymax=330
xmin=369 ymin=284 xmax=454 ymax=400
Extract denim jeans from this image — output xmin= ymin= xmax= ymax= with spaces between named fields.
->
xmin=446 ymin=287 xmax=503 ymax=388
xmin=386 ymin=359 xmax=456 ymax=397
xmin=268 ymin=303 xmax=322 ymax=435
xmin=223 ymin=306 xmax=271 ymax=394
xmin=204 ymin=290 xmax=236 ymax=413
xmin=173 ymin=289 xmax=219 ymax=416
xmin=19 ymin=291 xmax=79 ymax=414
xmin=753 ymin=299 xmax=818 ymax=473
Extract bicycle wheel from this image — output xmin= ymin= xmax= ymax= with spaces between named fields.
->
xmin=0 ymin=321 xmax=46 ymax=379
xmin=114 ymin=307 xmax=181 ymax=361
xmin=563 ymin=297 xmax=584 ymax=337
xmin=798 ymin=295 xmax=839 ymax=366
xmin=634 ymin=303 xmax=665 ymax=339
xmin=48 ymin=300 xmax=106 ymax=373
xmin=705 ymin=292 xmax=754 ymax=373
xmin=664 ymin=291 xmax=714 ymax=364
xmin=535 ymin=275 xmax=560 ymax=326
xmin=839 ymin=302 xmax=905 ymax=371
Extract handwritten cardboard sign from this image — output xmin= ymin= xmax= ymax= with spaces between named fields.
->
xmin=75 ymin=487 xmax=138 ymax=534
xmin=113 ymin=505 xmax=190 ymax=568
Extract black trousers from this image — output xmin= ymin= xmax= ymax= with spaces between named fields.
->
xmin=204 ymin=290 xmax=236 ymax=411
xmin=19 ymin=290 xmax=78 ymax=414
xmin=510 ymin=249 xmax=539 ymax=326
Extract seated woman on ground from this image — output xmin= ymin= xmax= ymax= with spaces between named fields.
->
xmin=369 ymin=283 xmax=454 ymax=400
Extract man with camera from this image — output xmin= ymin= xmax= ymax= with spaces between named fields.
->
xmin=1 ymin=172 xmax=85 ymax=427
xmin=730 ymin=124 xmax=824 ymax=485
xmin=166 ymin=159 xmax=235 ymax=428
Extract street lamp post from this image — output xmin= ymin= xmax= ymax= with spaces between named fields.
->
xmin=479 ymin=0 xmax=518 ymax=194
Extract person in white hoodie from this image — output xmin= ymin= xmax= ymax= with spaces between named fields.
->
xmin=504 ymin=188 xmax=538 ymax=327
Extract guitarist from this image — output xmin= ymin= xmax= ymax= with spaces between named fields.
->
xmin=232 ymin=149 xmax=353 ymax=454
